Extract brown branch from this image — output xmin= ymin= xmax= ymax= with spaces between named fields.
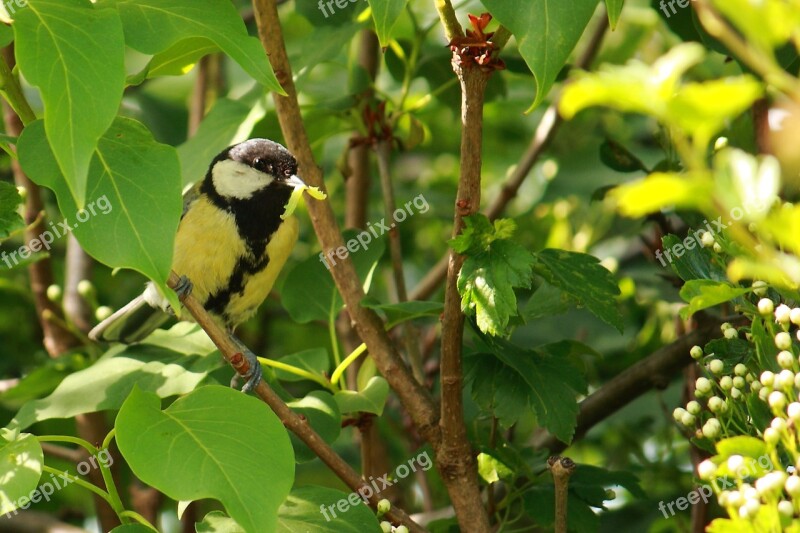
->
xmin=167 ymin=272 xmax=425 ymax=532
xmin=251 ymin=0 xmax=440 ymax=447
xmin=436 ymin=56 xmax=491 ymax=532
xmin=409 ymin=14 xmax=609 ymax=302
xmin=548 ymin=456 xmax=576 ymax=533
xmin=188 ymin=54 xmax=223 ymax=137
xmin=532 ymin=320 xmax=721 ymax=453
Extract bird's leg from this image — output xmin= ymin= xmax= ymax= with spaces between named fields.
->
xmin=228 ymin=332 xmax=262 ymax=393
xmin=173 ymin=275 xmax=194 ymax=300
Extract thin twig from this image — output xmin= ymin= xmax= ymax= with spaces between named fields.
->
xmin=433 ymin=0 xmax=464 ymax=41
xmin=548 ymin=456 xmax=576 ymax=533
xmin=167 ymin=272 xmax=425 ymax=532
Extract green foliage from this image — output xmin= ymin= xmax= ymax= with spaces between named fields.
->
xmin=533 ymin=248 xmax=623 ymax=332
xmin=480 ymin=0 xmax=598 ymax=110
xmin=334 ymin=376 xmax=389 ymax=415
xmin=15 ymin=0 xmax=125 ymax=206
xmin=368 ymin=0 xmax=408 ymax=47
xmin=0 ymin=434 xmax=43 ymax=515
xmin=0 ymin=181 xmax=22 ymax=238
xmin=116 ymin=386 xmax=294 ymax=532
xmin=451 ymin=215 xmax=534 ymax=336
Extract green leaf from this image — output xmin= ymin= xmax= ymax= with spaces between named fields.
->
xmin=473 ymin=335 xmax=587 ymax=443
xmin=277 ymin=486 xmax=382 ymax=532
xmin=760 ymin=204 xmax=800 ymax=256
xmin=18 ymin=118 xmax=183 ymax=312
xmin=287 ymin=391 xmax=341 ymax=463
xmin=334 ymin=376 xmax=389 ymax=415
xmin=6 ymin=324 xmax=219 ymax=432
xmin=15 ymin=0 xmax=125 ymax=207
xmin=481 ymin=0 xmax=598 ymax=111
xmin=560 ymin=42 xmax=706 ymax=119
xmin=522 ymin=281 xmax=576 ymax=321
xmin=524 ymin=486 xmax=599 ymax=532
xmin=477 ymin=452 xmax=513 ymax=483
xmin=128 ymin=37 xmax=220 ymax=85
xmin=368 ymin=0 xmax=408 ymax=48
xmin=177 ymin=88 xmax=268 ymax=187
xmin=113 ymin=0 xmax=282 ymax=93
xmin=714 ymin=149 xmax=780 ymax=224
xmin=533 ymin=249 xmax=623 ymax=332
xmin=667 ymin=77 xmax=764 ymax=149
xmin=599 ymin=139 xmax=647 ymax=173
xmin=661 ymin=234 xmax=726 ymax=282
xmin=605 ymin=0 xmax=624 ymax=30
xmin=466 ymin=353 xmax=535 ymax=428
xmin=361 ymin=299 xmax=443 ymax=329
xmin=0 ymin=434 xmax=43 ymax=515
xmin=678 ymin=279 xmax=749 ymax=320
xmin=0 ymin=182 xmax=23 ymax=239
xmin=453 ymin=216 xmax=534 ymax=336
xmin=283 ymin=230 xmax=385 ymax=323
xmin=196 ymin=511 xmax=244 ymax=533
xmin=610 ymin=173 xmax=712 ymax=218
xmin=275 ymin=348 xmax=330 ymax=383
xmin=117 ymin=386 xmax=294 ymax=533
xmin=109 ymin=526 xmax=157 ymax=533
xmin=703 ymin=338 xmax=753 ymax=374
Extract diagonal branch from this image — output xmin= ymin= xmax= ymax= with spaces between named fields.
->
xmin=251 ymin=0 xmax=441 ymax=447
xmin=167 ymin=272 xmax=425 ymax=533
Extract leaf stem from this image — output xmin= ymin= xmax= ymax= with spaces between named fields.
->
xmin=37 ymin=435 xmax=97 ymax=455
xmin=330 ymin=343 xmax=368 ymax=386
xmin=257 ymin=356 xmax=336 ymax=391
xmin=41 ymin=465 xmax=118 ymax=512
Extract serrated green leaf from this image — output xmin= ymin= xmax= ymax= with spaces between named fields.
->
xmin=15 ymin=0 xmax=125 ymax=207
xmin=678 ymin=279 xmax=749 ymax=319
xmin=113 ymin=0 xmax=281 ymax=93
xmin=117 ymin=386 xmax=294 ymax=533
xmin=522 ymin=281 xmax=577 ymax=321
xmin=334 ymin=376 xmax=389 ymax=415
xmin=287 ymin=391 xmax=341 ymax=463
xmin=534 ymin=249 xmax=623 ymax=332
xmin=18 ymin=118 xmax=182 ymax=313
xmin=6 ymin=324 xmax=219 ymax=432
xmin=277 ymin=486 xmax=382 ymax=533
xmin=368 ymin=0 xmax=408 ymax=47
xmin=661 ymin=233 xmax=726 ymax=282
xmin=465 ymin=353 xmax=533 ymax=428
xmin=476 ymin=335 xmax=586 ymax=443
xmin=0 ymin=434 xmax=43 ymax=515
xmin=0 ymin=182 xmax=23 ymax=239
xmin=605 ymin=0 xmax=624 ymax=30
xmin=480 ymin=0 xmax=598 ymax=111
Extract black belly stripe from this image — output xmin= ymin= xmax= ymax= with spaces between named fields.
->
xmin=204 ymin=252 xmax=270 ymax=323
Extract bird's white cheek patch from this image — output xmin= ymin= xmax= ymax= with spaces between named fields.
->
xmin=212 ymin=159 xmax=273 ymax=199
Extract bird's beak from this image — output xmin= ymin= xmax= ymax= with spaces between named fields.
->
xmin=286 ymin=175 xmax=306 ymax=189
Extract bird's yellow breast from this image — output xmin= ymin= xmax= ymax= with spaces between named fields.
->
xmin=171 ymin=196 xmax=298 ymax=328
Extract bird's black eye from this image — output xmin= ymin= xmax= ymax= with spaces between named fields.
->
xmin=253 ymin=158 xmax=273 ymax=174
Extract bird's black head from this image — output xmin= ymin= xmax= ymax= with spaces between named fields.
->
xmin=207 ymin=139 xmax=302 ymax=200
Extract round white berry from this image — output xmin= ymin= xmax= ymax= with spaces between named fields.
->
xmin=686 ymin=401 xmax=701 ymax=415
xmin=776 ymin=332 xmax=792 ymax=350
xmin=734 ymin=363 xmax=747 ymax=376
xmin=702 ymin=419 xmax=721 ymax=439
xmin=778 ymin=500 xmax=794 ymax=517
xmin=690 ymin=345 xmax=704 ymax=360
xmin=698 ymin=459 xmax=717 ymax=480
xmin=733 ymin=376 xmax=746 ymax=389
xmin=724 ymin=327 xmax=738 ymax=339
xmin=770 ymin=391 xmax=787 ymax=410
xmin=730 ymin=387 xmax=742 ymax=399
xmin=761 ymin=371 xmax=775 ymax=387
xmin=776 ymin=304 xmax=792 ymax=324
xmin=786 ymin=475 xmax=800 ymax=497
xmin=788 ymin=402 xmax=800 ymax=422
xmin=681 ymin=412 xmax=696 ymax=426
xmin=696 ymin=377 xmax=713 ymax=393
xmin=759 ymin=298 xmax=775 ymax=315
xmin=764 ymin=427 xmax=781 ymax=445
xmin=791 ymin=308 xmax=800 ymax=326
xmin=700 ymin=231 xmax=715 ymax=247
xmin=778 ymin=350 xmax=795 ymax=369
xmin=752 ymin=280 xmax=768 ymax=296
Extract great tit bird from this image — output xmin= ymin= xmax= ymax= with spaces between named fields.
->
xmin=89 ymin=138 xmax=305 ymax=390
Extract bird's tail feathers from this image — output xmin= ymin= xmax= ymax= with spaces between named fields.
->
xmin=88 ymin=294 xmax=170 ymax=343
